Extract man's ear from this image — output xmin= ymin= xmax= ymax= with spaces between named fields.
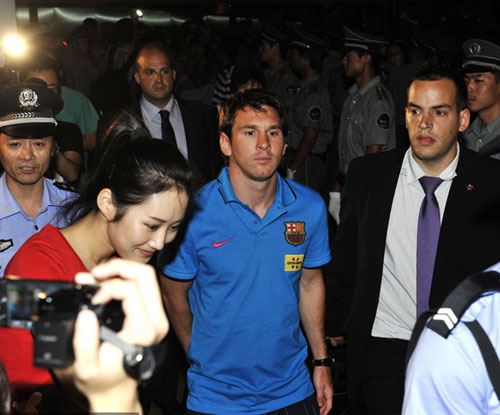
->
xmin=220 ymin=132 xmax=232 ymax=157
xmin=97 ymin=188 xmax=117 ymax=221
xmin=49 ymin=137 xmax=56 ymax=157
xmin=134 ymin=71 xmax=140 ymax=84
xmin=458 ymin=108 xmax=471 ymax=132
xmin=363 ymin=53 xmax=372 ymax=66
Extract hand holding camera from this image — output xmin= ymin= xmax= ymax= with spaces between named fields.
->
xmin=71 ymin=258 xmax=169 ymax=412
xmin=1 ymin=258 xmax=169 ymax=413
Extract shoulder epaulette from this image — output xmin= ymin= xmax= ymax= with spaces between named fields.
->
xmin=428 ymin=271 xmax=500 ymax=338
xmin=375 ymin=85 xmax=389 ymax=103
xmin=53 ymin=181 xmax=79 ymax=194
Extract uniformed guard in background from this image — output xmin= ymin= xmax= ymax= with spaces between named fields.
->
xmin=462 ymin=38 xmax=500 ymax=159
xmin=286 ymin=25 xmax=332 ymax=193
xmin=337 ymin=26 xmax=396 ymax=177
xmin=328 ymin=27 xmax=396 ymax=223
xmin=385 ymin=27 xmax=432 ymax=150
xmin=259 ymin=23 xmax=299 ymax=122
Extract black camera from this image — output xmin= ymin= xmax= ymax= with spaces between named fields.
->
xmin=0 ymin=278 xmax=124 ymax=369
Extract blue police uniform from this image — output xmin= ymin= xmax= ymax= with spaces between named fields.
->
xmin=403 ymin=261 xmax=500 ymax=414
xmin=163 ymin=167 xmax=331 ymax=414
xmin=0 ymin=174 xmax=73 ymax=277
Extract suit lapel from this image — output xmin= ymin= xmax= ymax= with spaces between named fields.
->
xmin=369 ymin=150 xmax=406 ymax=272
xmin=434 ymin=150 xmax=472 ymax=276
xmin=177 ymin=98 xmax=195 ymax=159
xmin=133 ymin=99 xmax=144 ymax=123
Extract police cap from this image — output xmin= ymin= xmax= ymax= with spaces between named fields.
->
xmin=289 ymin=25 xmax=328 ymax=56
xmin=0 ymin=81 xmax=63 ymax=139
xmin=261 ymin=23 xmax=290 ymax=45
xmin=462 ymin=39 xmax=500 ymax=73
xmin=343 ymin=26 xmax=388 ymax=55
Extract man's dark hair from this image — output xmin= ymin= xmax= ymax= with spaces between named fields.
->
xmin=219 ymin=89 xmax=287 ymax=138
xmin=412 ymin=64 xmax=467 ymax=112
xmin=230 ymin=68 xmax=266 ymax=93
xmin=292 ymin=46 xmax=323 ymax=73
xmin=344 ymin=48 xmax=381 ymax=74
xmin=18 ymin=52 xmax=61 ymax=82
xmin=263 ymin=38 xmax=289 ymax=60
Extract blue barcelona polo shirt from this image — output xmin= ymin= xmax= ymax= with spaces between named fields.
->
xmin=163 ymin=168 xmax=331 ymax=414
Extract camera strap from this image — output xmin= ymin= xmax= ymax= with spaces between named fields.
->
xmin=100 ymin=326 xmax=156 ymax=381
xmin=100 ymin=325 xmax=139 ymax=356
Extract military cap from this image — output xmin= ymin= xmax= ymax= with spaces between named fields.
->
xmin=0 ymin=81 xmax=63 ymax=139
xmin=462 ymin=39 xmax=500 ymax=73
xmin=431 ymin=31 xmax=460 ymax=55
xmin=260 ymin=23 xmax=290 ymax=44
xmin=343 ymin=26 xmax=388 ymax=55
xmin=411 ymin=26 xmax=435 ymax=53
xmin=289 ymin=25 xmax=328 ymax=56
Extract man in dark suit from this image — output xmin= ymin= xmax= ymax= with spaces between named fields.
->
xmin=326 ymin=64 xmax=500 ymax=414
xmin=133 ymin=42 xmax=222 ymax=183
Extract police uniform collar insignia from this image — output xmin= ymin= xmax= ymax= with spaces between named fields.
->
xmin=469 ymin=42 xmax=481 ymax=55
xmin=0 ymin=239 xmax=13 ymax=253
xmin=284 ymin=221 xmax=306 ymax=246
xmin=18 ymin=88 xmax=40 ymax=110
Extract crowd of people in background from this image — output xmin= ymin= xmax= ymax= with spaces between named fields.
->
xmin=8 ymin=8 xmax=498 ymax=195
xmin=3 ymin=3 xmax=500 ymax=414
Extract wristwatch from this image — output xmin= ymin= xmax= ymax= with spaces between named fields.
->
xmin=312 ymin=357 xmax=335 ymax=367
xmin=100 ymin=325 xmax=156 ymax=381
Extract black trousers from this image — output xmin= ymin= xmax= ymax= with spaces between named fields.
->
xmin=188 ymin=393 xmax=319 ymax=415
xmin=350 ymin=336 xmax=409 ymax=415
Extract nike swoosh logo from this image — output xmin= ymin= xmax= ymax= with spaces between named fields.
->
xmin=212 ymin=238 xmax=232 ymax=248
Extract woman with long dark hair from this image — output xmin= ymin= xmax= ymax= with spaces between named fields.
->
xmin=0 ymin=111 xmax=197 ymax=407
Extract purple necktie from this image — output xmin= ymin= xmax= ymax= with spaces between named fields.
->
xmin=416 ymin=176 xmax=443 ymax=316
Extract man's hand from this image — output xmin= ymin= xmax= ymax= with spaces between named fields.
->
xmin=313 ymin=366 xmax=333 ymax=415
xmin=328 ymin=192 xmax=341 ymax=225
xmin=327 ymin=336 xmax=345 ymax=347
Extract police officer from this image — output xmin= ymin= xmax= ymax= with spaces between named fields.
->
xmin=385 ymin=27 xmax=432 ymax=150
xmin=328 ymin=27 xmax=396 ymax=223
xmin=287 ymin=25 xmax=332 ymax=193
xmin=259 ymin=23 xmax=299 ymax=119
xmin=0 ymin=82 xmax=74 ymax=276
xmin=462 ymin=39 xmax=500 ymax=159
xmin=337 ymin=26 xmax=396 ymax=177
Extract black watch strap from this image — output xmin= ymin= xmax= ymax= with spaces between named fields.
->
xmin=312 ymin=357 xmax=335 ymax=367
xmin=100 ymin=326 xmax=156 ymax=381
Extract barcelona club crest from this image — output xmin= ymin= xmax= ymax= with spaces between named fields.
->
xmin=284 ymin=222 xmax=306 ymax=246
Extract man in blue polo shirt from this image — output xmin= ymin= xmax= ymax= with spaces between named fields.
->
xmin=160 ymin=89 xmax=333 ymax=415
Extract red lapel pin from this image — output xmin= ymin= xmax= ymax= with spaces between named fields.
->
xmin=467 ymin=184 xmax=474 ymax=191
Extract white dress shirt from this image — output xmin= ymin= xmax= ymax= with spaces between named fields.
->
xmin=371 ymin=144 xmax=460 ymax=340
xmin=140 ymin=96 xmax=188 ymax=160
